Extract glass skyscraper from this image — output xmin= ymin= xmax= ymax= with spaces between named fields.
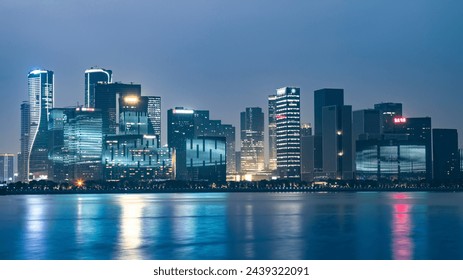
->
xmin=85 ymin=67 xmax=112 ymax=108
xmin=94 ymin=82 xmax=141 ymax=135
xmin=19 ymin=101 xmax=30 ymax=182
xmin=240 ymin=107 xmax=264 ymax=174
xmin=268 ymin=95 xmax=277 ymax=171
xmin=0 ymin=154 xmax=14 ymax=183
xmin=276 ymin=87 xmax=301 ymax=179
xmin=313 ymin=88 xmax=344 ymax=171
xmin=147 ymin=96 xmax=162 ymax=142
xmin=28 ymin=69 xmax=54 ymax=180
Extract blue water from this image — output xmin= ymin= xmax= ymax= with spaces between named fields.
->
xmin=0 ymin=192 xmax=462 ymax=260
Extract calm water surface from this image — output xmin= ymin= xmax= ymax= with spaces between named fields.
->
xmin=1 ymin=192 xmax=462 ymax=260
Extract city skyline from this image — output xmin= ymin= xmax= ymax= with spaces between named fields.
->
xmin=1 ymin=1 xmax=462 ymax=155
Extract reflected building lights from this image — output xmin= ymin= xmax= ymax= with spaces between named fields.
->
xmin=117 ymin=195 xmax=146 ymax=260
xmin=24 ymin=196 xmax=47 ymax=258
xmin=391 ymin=193 xmax=413 ymax=260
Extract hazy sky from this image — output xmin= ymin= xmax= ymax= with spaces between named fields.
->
xmin=1 ymin=0 xmax=462 ymax=154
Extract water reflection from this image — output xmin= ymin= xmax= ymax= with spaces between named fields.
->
xmin=116 ymin=195 xmax=146 ymax=260
xmin=390 ymin=193 xmax=413 ymax=260
xmin=22 ymin=196 xmax=47 ymax=259
xmin=2 ymin=192 xmax=463 ymax=259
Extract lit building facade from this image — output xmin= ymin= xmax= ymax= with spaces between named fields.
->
xmin=276 ymin=87 xmax=301 ymax=179
xmin=28 ymin=69 xmax=54 ymax=181
xmin=0 ymin=154 xmax=14 ymax=183
xmin=240 ymin=107 xmax=264 ymax=174
xmin=147 ymin=96 xmax=162 ymax=142
xmin=185 ymin=137 xmax=226 ymax=181
xmin=268 ymin=94 xmax=277 ymax=171
xmin=49 ymin=107 xmax=103 ymax=181
xmin=94 ymin=82 xmax=141 ymax=135
xmin=356 ymin=139 xmax=427 ymax=181
xmin=84 ymin=67 xmax=112 ymax=108
xmin=103 ymin=134 xmax=171 ymax=181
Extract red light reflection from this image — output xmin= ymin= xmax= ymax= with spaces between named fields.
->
xmin=391 ymin=193 xmax=413 ymax=260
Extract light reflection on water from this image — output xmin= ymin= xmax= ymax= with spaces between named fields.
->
xmin=1 ymin=192 xmax=463 ymax=260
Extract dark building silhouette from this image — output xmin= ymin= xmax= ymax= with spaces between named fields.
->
xmin=94 ymin=82 xmax=141 ymax=135
xmin=84 ymin=67 xmax=112 ymax=108
xmin=300 ymin=123 xmax=314 ymax=182
xmin=432 ymin=129 xmax=460 ymax=183
xmin=314 ymin=88 xmax=344 ymax=171
xmin=322 ymin=105 xmax=353 ymax=179
xmin=353 ymin=109 xmax=381 ymax=141
xmin=19 ymin=101 xmax=30 ymax=182
xmin=374 ymin=102 xmax=402 ymax=134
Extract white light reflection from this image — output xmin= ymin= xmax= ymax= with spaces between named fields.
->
xmin=24 ymin=196 xmax=47 ymax=258
xmin=244 ymin=204 xmax=255 ymax=258
xmin=391 ymin=193 xmax=414 ymax=260
xmin=117 ymin=195 xmax=146 ymax=260
xmin=271 ymin=201 xmax=303 ymax=259
xmin=172 ymin=196 xmax=197 ymax=258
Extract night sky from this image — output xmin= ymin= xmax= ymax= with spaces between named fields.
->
xmin=1 ymin=0 xmax=462 ymax=155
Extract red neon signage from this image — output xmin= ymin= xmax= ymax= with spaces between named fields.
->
xmin=394 ymin=117 xmax=407 ymax=124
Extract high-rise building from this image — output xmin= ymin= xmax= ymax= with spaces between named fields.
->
xmin=48 ymin=107 xmax=74 ymax=182
xmin=94 ymin=82 xmax=141 ymax=135
xmin=84 ymin=67 xmax=112 ymax=108
xmin=356 ymin=139 xmax=427 ymax=181
xmin=374 ymin=102 xmax=402 ymax=134
xmin=28 ymin=69 xmax=54 ymax=181
xmin=314 ymin=88 xmax=344 ymax=170
xmin=353 ymin=109 xmax=380 ymax=141
xmin=185 ymin=136 xmax=227 ymax=181
xmin=19 ymin=101 xmax=30 ymax=182
xmin=393 ymin=117 xmax=432 ymax=180
xmin=64 ymin=108 xmax=103 ymax=181
xmin=167 ymin=107 xmax=195 ymax=180
xmin=168 ymin=107 xmax=236 ymax=178
xmin=322 ymin=105 xmax=353 ymax=180
xmin=103 ymin=134 xmax=171 ymax=181
xmin=147 ymin=96 xmax=161 ymax=142
xmin=276 ymin=87 xmax=301 ymax=179
xmin=300 ymin=123 xmax=314 ymax=182
xmin=0 ymin=154 xmax=14 ymax=183
xmin=118 ymin=94 xmax=149 ymax=136
xmin=48 ymin=107 xmax=103 ymax=181
xmin=433 ymin=129 xmax=460 ymax=183
xmin=268 ymin=94 xmax=277 ymax=171
xmin=240 ymin=107 xmax=265 ymax=174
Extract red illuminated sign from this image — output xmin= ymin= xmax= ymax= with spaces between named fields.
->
xmin=394 ymin=117 xmax=407 ymax=124
xmin=276 ymin=114 xmax=286 ymax=120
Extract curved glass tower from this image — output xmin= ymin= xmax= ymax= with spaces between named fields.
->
xmin=85 ymin=67 xmax=112 ymax=108
xmin=28 ymin=69 xmax=54 ymax=180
